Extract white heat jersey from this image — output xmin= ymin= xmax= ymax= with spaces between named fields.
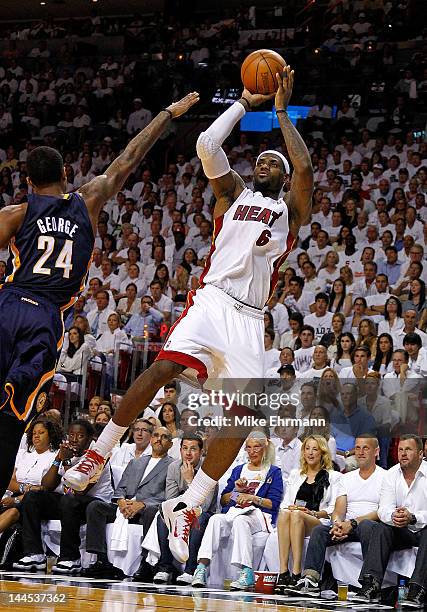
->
xmin=200 ymin=188 xmax=294 ymax=309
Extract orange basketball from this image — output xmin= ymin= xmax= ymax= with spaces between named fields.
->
xmin=241 ymin=49 xmax=286 ymax=95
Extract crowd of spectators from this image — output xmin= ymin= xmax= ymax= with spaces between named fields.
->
xmin=0 ymin=0 xmax=426 ymax=600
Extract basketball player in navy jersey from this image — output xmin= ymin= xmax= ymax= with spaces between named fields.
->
xmin=0 ymin=92 xmax=199 ymax=498
xmin=65 ymin=68 xmax=313 ymax=563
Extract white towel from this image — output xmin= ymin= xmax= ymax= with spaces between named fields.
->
xmin=141 ymin=510 xmax=161 ymax=566
xmin=110 ymin=507 xmax=129 ymax=552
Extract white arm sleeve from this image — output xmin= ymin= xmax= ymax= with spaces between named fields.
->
xmin=196 ymin=101 xmax=246 ymax=180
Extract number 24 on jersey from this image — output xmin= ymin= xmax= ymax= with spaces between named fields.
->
xmin=33 ymin=235 xmax=74 ymax=279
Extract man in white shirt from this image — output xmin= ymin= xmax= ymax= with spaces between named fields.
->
xmin=304 ymin=293 xmax=333 ymax=341
xmin=294 ymin=326 xmax=315 ymax=373
xmin=72 ymin=105 xmax=91 ymax=129
xmin=382 ymin=155 xmax=400 ymax=185
xmin=272 ymin=404 xmax=302 ymax=488
xmin=405 ymin=207 xmax=424 ymax=243
xmin=290 ymin=436 xmax=385 ymax=596
xmin=284 ymin=276 xmax=315 ymax=317
xmin=86 ymin=291 xmax=116 ymax=338
xmin=307 ymin=230 xmax=330 ymax=270
xmin=82 ymin=426 xmax=173 ymax=578
xmin=150 ymin=280 xmax=173 ymax=322
xmin=365 ymin=274 xmax=391 ymax=322
xmin=299 ymin=345 xmax=329 ymax=379
xmin=402 ymin=332 xmax=427 ymax=374
xmin=355 ymin=436 xmax=427 ymax=607
xmin=127 ymin=98 xmax=152 ymax=135
xmin=341 ymin=140 xmax=362 ymax=167
xmin=88 ymin=247 xmax=103 ymax=279
xmin=353 ymin=261 xmax=378 ymax=298
xmin=267 ymin=292 xmax=290 ymax=336
xmin=393 ymin=312 xmax=427 ymax=350
xmin=339 ymin=346 xmax=371 ymax=379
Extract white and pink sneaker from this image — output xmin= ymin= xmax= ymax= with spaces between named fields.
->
xmin=62 ymin=448 xmax=106 ymax=491
xmin=161 ymin=496 xmax=201 ymax=563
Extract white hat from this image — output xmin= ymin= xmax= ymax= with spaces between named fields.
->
xmin=257 ymin=150 xmax=290 ymax=174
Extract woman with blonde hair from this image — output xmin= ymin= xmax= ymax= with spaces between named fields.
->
xmin=340 ymin=265 xmax=355 ymax=299
xmin=275 ymin=435 xmax=344 ymax=593
xmin=356 ymin=318 xmax=377 ymax=359
xmin=317 ymin=251 xmax=340 ymax=291
xmin=300 ymin=406 xmax=338 ymax=464
xmin=192 ymin=431 xmax=282 ymax=591
xmin=88 ymin=395 xmax=104 ymax=421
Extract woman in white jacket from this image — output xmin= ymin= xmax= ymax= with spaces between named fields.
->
xmin=57 ymin=326 xmax=91 ymax=377
xmin=274 ymin=435 xmax=344 ymax=594
xmin=96 ymin=312 xmax=131 ymax=355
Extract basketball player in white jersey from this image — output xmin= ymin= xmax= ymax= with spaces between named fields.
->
xmin=65 ymin=67 xmax=313 ymax=562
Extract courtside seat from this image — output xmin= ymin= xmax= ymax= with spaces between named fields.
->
xmin=41 ymin=520 xmax=93 ymax=568
xmin=261 ymin=529 xmax=309 ymax=572
xmin=41 ymin=519 xmax=145 ymax=576
xmin=207 ymin=531 xmax=269 ymax=587
xmin=261 ymin=530 xmax=418 ymax=589
xmin=326 ymin=541 xmax=418 ymax=588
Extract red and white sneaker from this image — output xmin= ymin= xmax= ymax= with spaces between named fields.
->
xmin=161 ymin=496 xmax=201 ymax=564
xmin=62 ymin=448 xmax=107 ymax=491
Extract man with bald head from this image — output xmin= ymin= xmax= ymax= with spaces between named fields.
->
xmin=82 ymin=426 xmax=173 ymax=577
xmin=289 ymin=436 xmax=385 ymax=596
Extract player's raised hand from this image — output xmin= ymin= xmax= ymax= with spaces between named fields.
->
xmin=165 ymin=92 xmax=200 ymax=118
xmin=275 ymin=66 xmax=294 ymax=110
xmin=241 ymin=88 xmax=275 ymax=108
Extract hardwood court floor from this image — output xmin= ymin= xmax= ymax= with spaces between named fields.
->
xmin=0 ymin=573 xmax=394 ymax=612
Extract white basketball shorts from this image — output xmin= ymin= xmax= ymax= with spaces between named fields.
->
xmin=156 ymin=283 xmax=265 ymax=384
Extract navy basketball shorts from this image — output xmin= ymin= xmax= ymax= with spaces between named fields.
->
xmin=0 ymin=288 xmax=65 ymax=423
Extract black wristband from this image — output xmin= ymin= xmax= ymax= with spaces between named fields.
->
xmin=240 ymin=97 xmax=251 ymax=111
xmin=276 ymin=109 xmax=287 ymax=114
xmin=163 ymin=108 xmax=173 ymax=119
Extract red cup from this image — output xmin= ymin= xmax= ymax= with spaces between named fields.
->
xmin=254 ymin=571 xmax=278 ymax=594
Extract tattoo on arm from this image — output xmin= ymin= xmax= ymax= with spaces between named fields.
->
xmin=277 ymin=112 xmax=313 ymax=233
xmin=277 ymin=112 xmax=311 ymax=169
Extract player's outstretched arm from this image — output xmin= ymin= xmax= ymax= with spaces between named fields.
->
xmin=0 ymin=204 xmax=27 ymax=249
xmin=196 ymin=90 xmax=273 ymax=216
xmin=79 ymin=92 xmax=199 ymax=221
xmin=275 ymin=68 xmax=313 ymax=237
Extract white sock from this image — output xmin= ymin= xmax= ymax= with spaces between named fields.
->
xmin=93 ymin=420 xmax=128 ymax=457
xmin=181 ymin=468 xmax=217 ymax=508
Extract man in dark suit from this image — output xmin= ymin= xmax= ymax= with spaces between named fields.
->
xmin=83 ymin=426 xmax=173 ymax=577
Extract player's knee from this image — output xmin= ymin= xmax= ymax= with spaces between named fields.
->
xmin=196 ymin=131 xmax=219 ymax=160
xmin=149 ymin=360 xmax=184 ymax=384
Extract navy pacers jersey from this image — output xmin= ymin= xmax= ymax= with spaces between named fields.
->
xmin=2 ymin=192 xmax=94 ymax=309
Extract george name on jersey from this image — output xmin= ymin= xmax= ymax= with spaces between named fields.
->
xmin=37 ymin=217 xmax=79 ymax=238
xmin=233 ymin=204 xmax=283 ymax=228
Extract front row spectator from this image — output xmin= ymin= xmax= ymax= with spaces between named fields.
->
xmin=289 ymin=435 xmax=384 ymax=596
xmin=275 ymin=435 xmax=344 ymax=594
xmin=152 ymin=435 xmax=218 ymax=585
xmin=354 ymin=435 xmax=427 ymax=607
xmin=0 ymin=416 xmax=62 ymax=539
xmin=191 ymin=431 xmax=282 ymax=591
xmin=82 ymin=426 xmax=173 ymax=579
xmin=13 ymin=420 xmax=110 ymax=574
